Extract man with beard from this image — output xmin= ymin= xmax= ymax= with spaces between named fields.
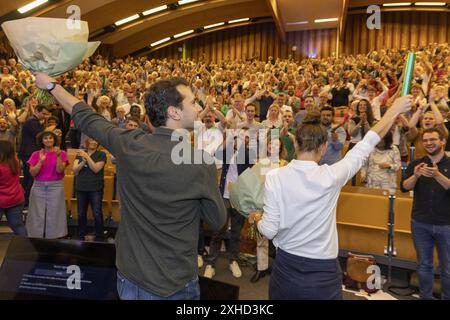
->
xmin=0 ymin=117 xmax=17 ymax=146
xmin=402 ymin=127 xmax=450 ymax=300
xmin=319 ymin=106 xmax=347 ymax=165
xmin=286 ymin=85 xmax=301 ymax=113
xmin=294 ymin=95 xmax=318 ymax=128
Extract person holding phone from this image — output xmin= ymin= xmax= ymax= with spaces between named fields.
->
xmin=402 ymin=128 xmax=450 ymax=300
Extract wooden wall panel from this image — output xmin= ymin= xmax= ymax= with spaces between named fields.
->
xmin=146 ymin=11 xmax=450 ymax=60
xmin=343 ymin=11 xmax=450 ymax=55
xmin=148 ymin=22 xmax=337 ymax=62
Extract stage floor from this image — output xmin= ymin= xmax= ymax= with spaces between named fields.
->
xmin=0 ymin=227 xmax=418 ymax=300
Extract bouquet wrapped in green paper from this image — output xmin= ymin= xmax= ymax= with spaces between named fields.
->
xmin=229 ymin=161 xmax=278 ymax=239
xmin=1 ymin=17 xmax=100 ymax=107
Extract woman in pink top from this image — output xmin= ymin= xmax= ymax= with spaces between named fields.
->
xmin=27 ymin=131 xmax=69 ymax=238
xmin=0 ymin=140 xmax=27 ymax=235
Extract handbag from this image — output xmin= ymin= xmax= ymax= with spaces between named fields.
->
xmin=344 ymin=252 xmax=379 ymax=294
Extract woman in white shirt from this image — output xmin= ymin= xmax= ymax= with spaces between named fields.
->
xmin=361 ymin=131 xmax=401 ymax=193
xmin=248 ymin=96 xmax=412 ymax=299
xmin=261 ymin=104 xmax=282 ymax=129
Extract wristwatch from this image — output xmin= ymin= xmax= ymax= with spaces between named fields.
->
xmin=46 ymin=82 xmax=57 ymax=92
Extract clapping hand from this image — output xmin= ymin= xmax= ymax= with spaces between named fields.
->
xmin=39 ymin=150 xmax=46 ymax=163
xmin=54 ymin=147 xmax=61 ymax=157
xmin=414 ymin=162 xmax=439 ymax=178
xmin=77 ymin=150 xmax=89 ymax=161
xmin=378 ymin=163 xmax=392 ymax=169
xmin=421 ymin=163 xmax=439 ymax=178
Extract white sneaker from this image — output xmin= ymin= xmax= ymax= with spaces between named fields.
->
xmin=204 ymin=265 xmax=215 ymax=279
xmin=229 ymin=261 xmax=242 ymax=278
xmin=197 ymin=255 xmax=204 ymax=268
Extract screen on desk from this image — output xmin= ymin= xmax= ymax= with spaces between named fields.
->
xmin=0 ymin=237 xmax=118 ymax=300
xmin=0 ymin=237 xmax=239 ymax=300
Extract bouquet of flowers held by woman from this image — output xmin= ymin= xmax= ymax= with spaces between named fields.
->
xmin=228 ymin=160 xmax=276 ymax=240
xmin=1 ymin=17 xmax=100 ymax=107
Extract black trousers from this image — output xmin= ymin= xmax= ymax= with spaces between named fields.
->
xmin=269 ymin=249 xmax=343 ymax=300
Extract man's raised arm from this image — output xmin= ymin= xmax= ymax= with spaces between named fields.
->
xmin=35 ymin=73 xmax=80 ymax=115
xmin=34 ymin=72 xmax=127 ymax=157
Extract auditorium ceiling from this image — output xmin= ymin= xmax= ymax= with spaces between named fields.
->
xmin=0 ymin=0 xmax=448 ymax=57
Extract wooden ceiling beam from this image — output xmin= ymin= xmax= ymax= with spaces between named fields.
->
xmin=265 ymin=0 xmax=286 ymax=42
xmin=339 ymin=0 xmax=349 ymax=41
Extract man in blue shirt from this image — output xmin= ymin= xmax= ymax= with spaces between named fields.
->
xmin=319 ymin=106 xmax=347 ymax=165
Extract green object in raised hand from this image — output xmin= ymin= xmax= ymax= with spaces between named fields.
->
xmin=401 ymin=52 xmax=416 ymax=97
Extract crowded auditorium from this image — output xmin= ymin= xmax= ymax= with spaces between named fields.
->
xmin=0 ymin=0 xmax=449 ymax=304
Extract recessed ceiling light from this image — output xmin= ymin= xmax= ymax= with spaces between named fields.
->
xmin=115 ymin=14 xmax=140 ymax=26
xmin=142 ymin=5 xmax=168 ymax=16
xmin=229 ymin=18 xmax=250 ymax=24
xmin=204 ymin=22 xmax=225 ymax=29
xmin=382 ymin=2 xmax=412 ymax=6
xmin=150 ymin=37 xmax=171 ymax=47
xmin=178 ymin=0 xmax=200 ymax=5
xmin=286 ymin=21 xmax=309 ymax=25
xmin=414 ymin=2 xmax=446 ymax=5
xmin=18 ymin=0 xmax=48 ymax=14
xmin=174 ymin=30 xmax=195 ymax=38
xmin=314 ymin=18 xmax=338 ymax=23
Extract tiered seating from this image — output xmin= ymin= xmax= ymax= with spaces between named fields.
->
xmin=336 ymin=186 xmax=437 ymax=266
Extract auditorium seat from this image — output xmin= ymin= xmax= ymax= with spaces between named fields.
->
xmin=68 ymin=176 xmax=115 ymax=222
xmin=64 ymin=175 xmax=74 ymax=213
xmin=393 ymin=194 xmax=417 ymax=262
xmin=111 ymin=200 xmax=120 ymax=222
xmin=337 ymin=187 xmax=390 ymax=257
xmin=65 ymin=153 xmax=77 ymax=174
xmin=395 ymin=169 xmax=401 ymax=190
xmin=103 ymin=176 xmax=115 ymax=219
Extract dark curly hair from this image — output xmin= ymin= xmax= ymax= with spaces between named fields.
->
xmin=36 ymin=131 xmax=59 ymax=149
xmin=144 ymin=77 xmax=189 ymax=127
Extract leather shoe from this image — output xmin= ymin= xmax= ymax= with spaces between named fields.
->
xmin=250 ymin=269 xmax=268 ymax=283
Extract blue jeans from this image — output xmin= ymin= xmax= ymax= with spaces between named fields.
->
xmin=412 ymin=219 xmax=450 ymax=300
xmin=0 ymin=202 xmax=27 ymax=236
xmin=116 ymin=271 xmax=200 ymax=300
xmin=76 ymin=190 xmax=104 ymax=239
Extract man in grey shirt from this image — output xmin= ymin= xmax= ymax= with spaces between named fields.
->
xmin=34 ymin=73 xmax=227 ymax=300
